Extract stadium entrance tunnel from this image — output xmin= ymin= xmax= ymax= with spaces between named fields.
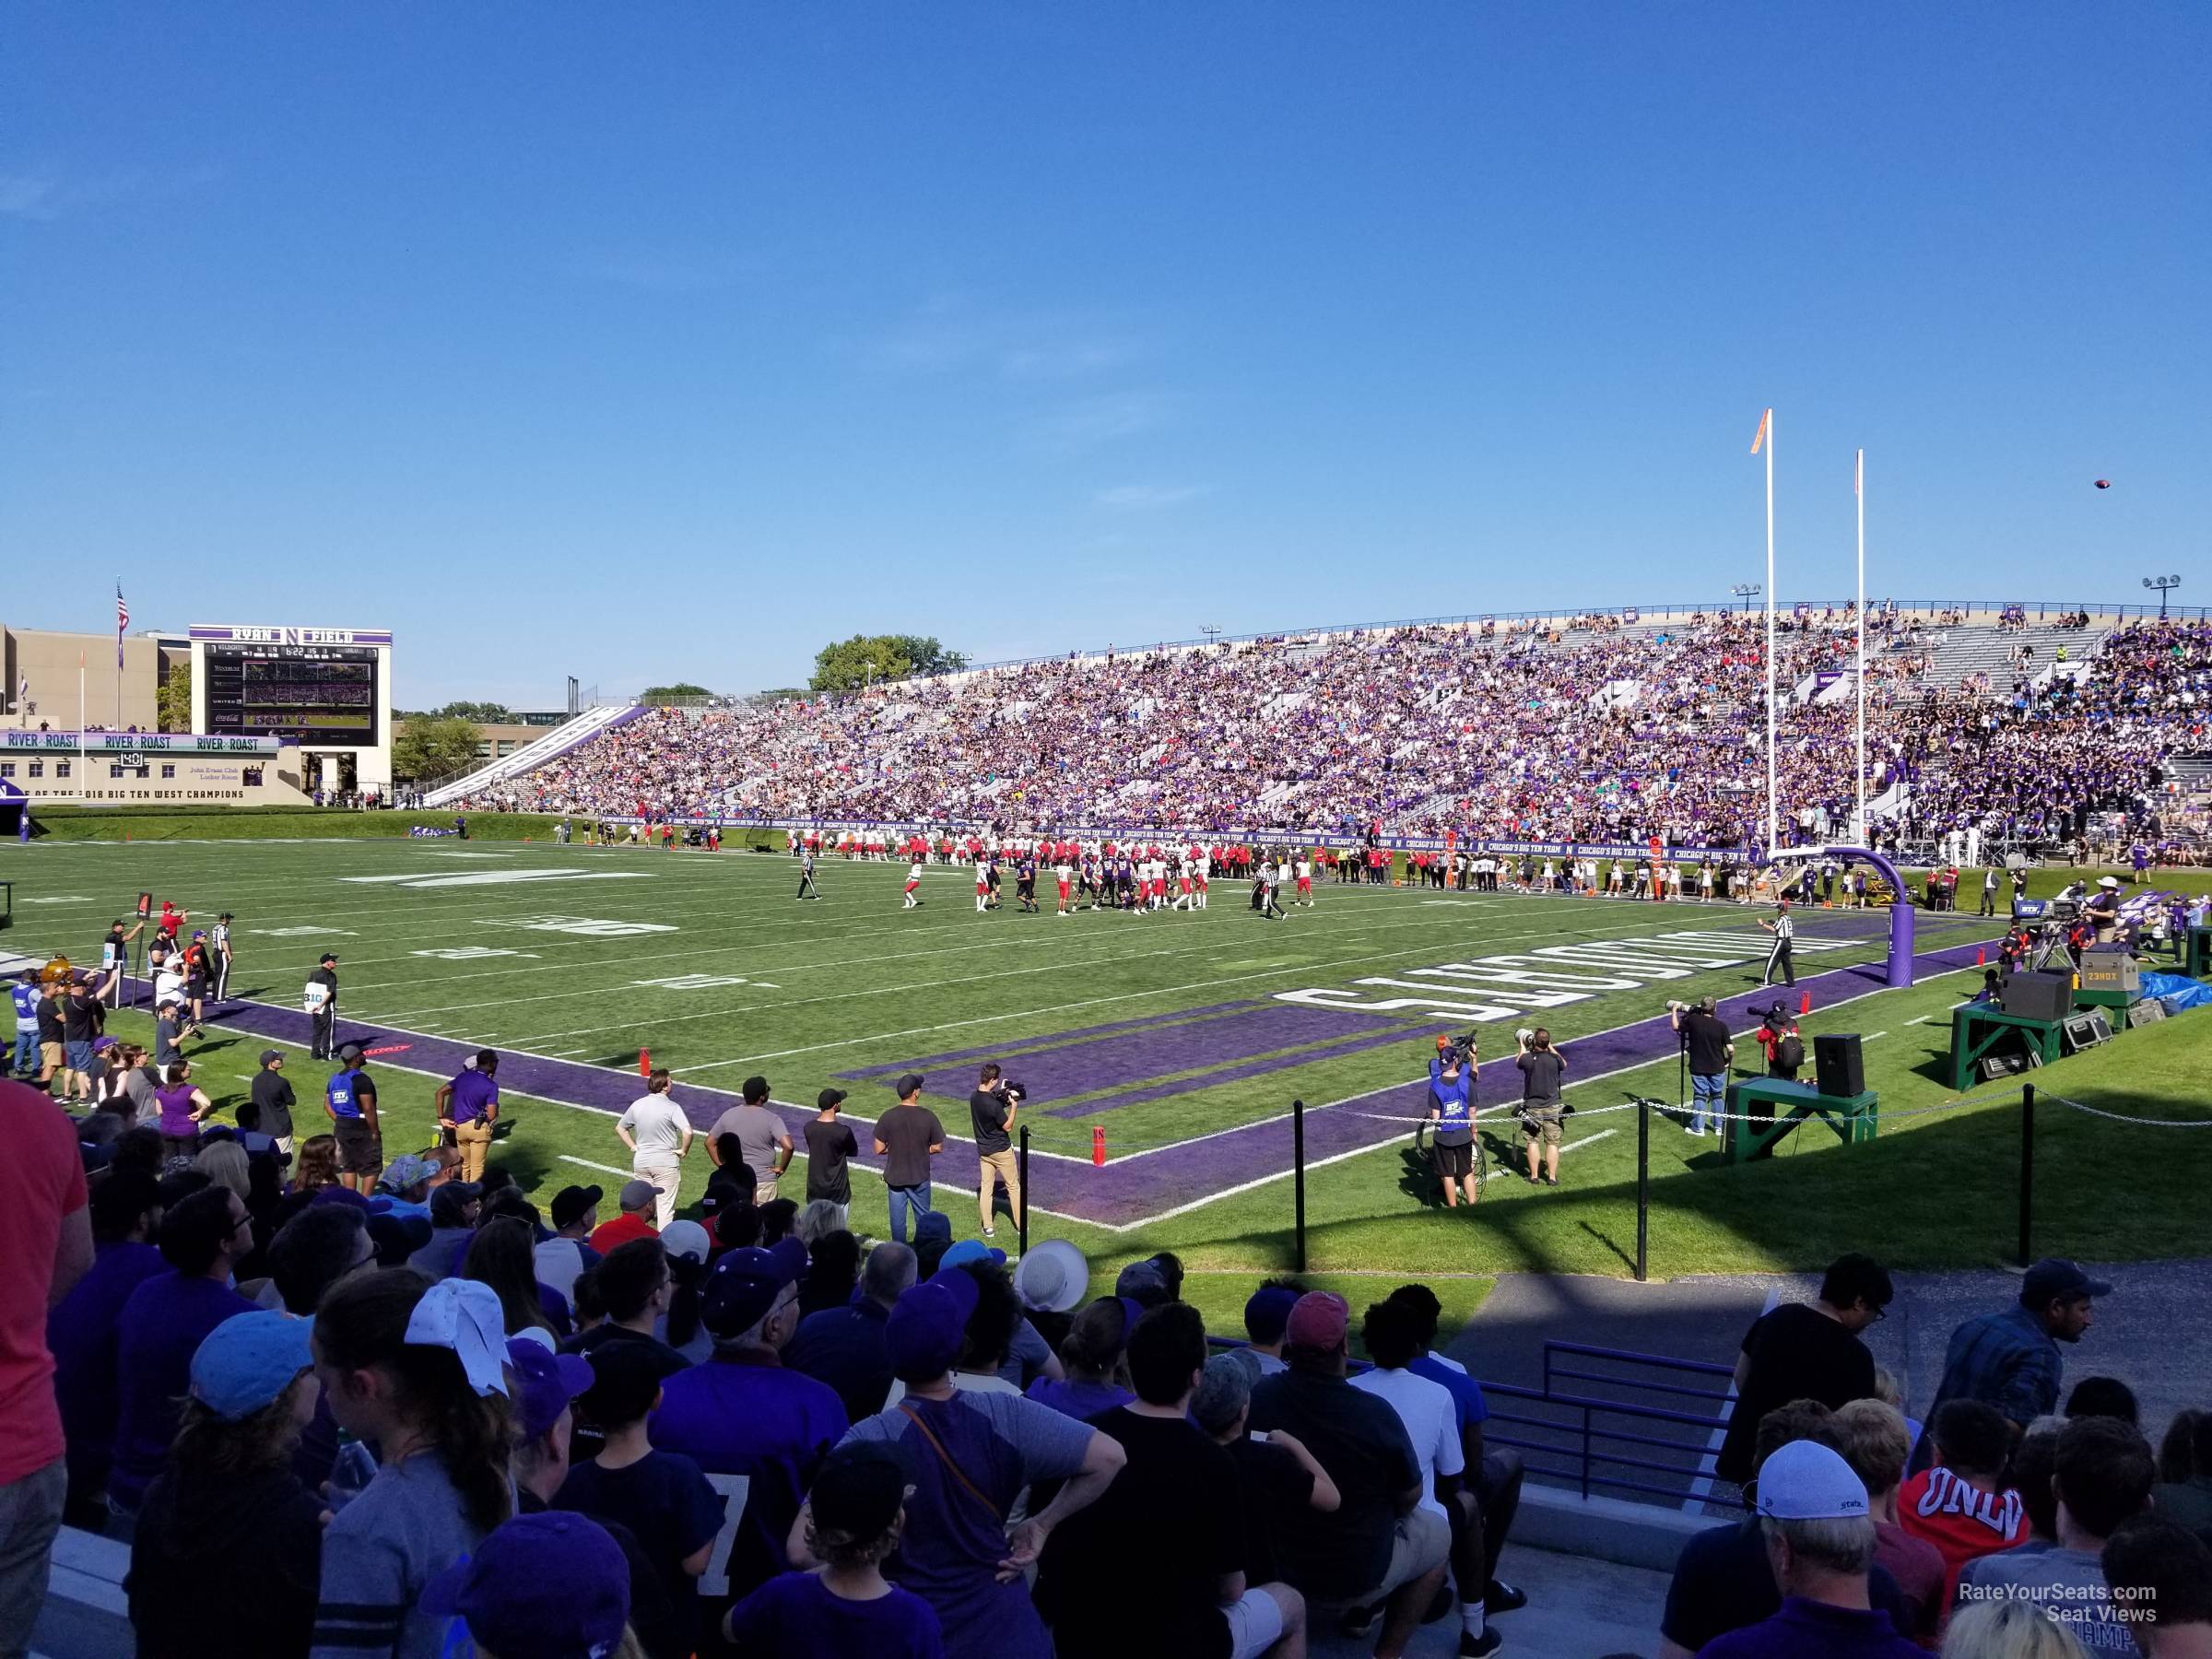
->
xmin=1765 ymin=844 xmax=1914 ymax=989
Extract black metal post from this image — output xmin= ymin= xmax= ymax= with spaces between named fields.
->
xmin=1292 ymin=1099 xmax=1307 ymax=1274
xmin=2018 ymin=1083 xmax=2035 ymax=1267
xmin=1017 ymin=1124 xmax=1030 ymax=1258
xmin=1636 ymin=1095 xmax=1650 ymax=1283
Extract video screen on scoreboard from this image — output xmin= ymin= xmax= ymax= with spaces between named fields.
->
xmin=204 ymin=644 xmax=380 ymax=745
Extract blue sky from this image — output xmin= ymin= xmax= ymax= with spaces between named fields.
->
xmin=5 ymin=4 xmax=2206 ymax=707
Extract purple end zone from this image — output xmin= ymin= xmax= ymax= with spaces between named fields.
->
xmin=165 ymin=931 xmax=1998 ymax=1230
xmin=836 ymin=1000 xmax=1256 ymax=1080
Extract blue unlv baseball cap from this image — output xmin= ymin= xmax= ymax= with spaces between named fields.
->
xmin=420 ymin=1512 xmax=630 ymax=1659
xmin=189 ymin=1311 xmax=314 ymax=1421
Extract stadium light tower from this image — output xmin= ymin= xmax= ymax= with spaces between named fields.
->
xmin=2144 ymin=574 xmax=2182 ymax=618
xmin=1731 ymin=582 xmax=1761 ymax=613
xmin=1200 ymin=624 xmax=1222 ymax=649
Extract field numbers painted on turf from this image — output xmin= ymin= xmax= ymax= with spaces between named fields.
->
xmin=253 ymin=926 xmax=357 ymax=937
xmin=341 ymin=869 xmax=652 ymax=889
xmin=631 ymin=973 xmax=753 ymax=991
xmin=411 ymin=947 xmax=542 ymax=960
xmin=477 ymin=915 xmax=678 ymax=937
xmin=21 ymin=896 xmax=93 ymax=905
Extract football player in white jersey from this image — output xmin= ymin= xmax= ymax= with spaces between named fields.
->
xmin=904 ymin=860 xmax=924 ymax=910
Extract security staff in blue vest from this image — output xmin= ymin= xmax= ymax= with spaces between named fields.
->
xmin=324 ymin=1043 xmax=382 ymax=1193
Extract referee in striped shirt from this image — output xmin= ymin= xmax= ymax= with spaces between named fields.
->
xmin=1759 ymin=899 xmax=1797 ymax=987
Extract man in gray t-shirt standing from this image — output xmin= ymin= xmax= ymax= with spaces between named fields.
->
xmin=1516 ymin=1028 xmax=1570 ymax=1188
xmin=709 ymin=1073 xmax=793 ymax=1202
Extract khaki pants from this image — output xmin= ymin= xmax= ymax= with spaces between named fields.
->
xmin=453 ymin=1117 xmax=494 ymax=1183
xmin=978 ymin=1147 xmax=1020 ymax=1232
xmin=636 ymin=1159 xmax=680 ymax=1231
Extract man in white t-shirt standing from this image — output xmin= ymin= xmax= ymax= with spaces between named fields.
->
xmin=616 ymin=1067 xmax=693 ymax=1230
xmin=1351 ymin=1298 xmax=1496 ymax=1655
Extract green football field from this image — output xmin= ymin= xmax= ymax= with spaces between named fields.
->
xmin=10 ymin=836 xmax=2210 ymax=1308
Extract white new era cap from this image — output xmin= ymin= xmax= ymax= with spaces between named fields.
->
xmin=1754 ymin=1440 xmax=1870 ymax=1521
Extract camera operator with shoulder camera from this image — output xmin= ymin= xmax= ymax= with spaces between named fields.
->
xmin=968 ymin=1062 xmax=1025 ymax=1239
xmin=1669 ymin=996 xmax=1734 ymax=1139
xmin=1515 ymin=1028 xmax=1571 ymax=1187
xmin=1426 ymin=1033 xmax=1481 ymax=1209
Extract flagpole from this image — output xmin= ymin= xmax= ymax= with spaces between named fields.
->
xmin=1764 ymin=412 xmax=1777 ymax=856
xmin=1854 ymin=450 xmax=1866 ymax=844
xmin=78 ymin=653 xmax=88 ymax=804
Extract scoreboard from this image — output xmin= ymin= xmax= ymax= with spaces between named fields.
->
xmin=189 ymin=624 xmax=394 ymax=789
xmin=204 ymin=642 xmax=381 ymax=744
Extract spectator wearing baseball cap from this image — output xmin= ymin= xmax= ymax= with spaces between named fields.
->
xmin=650 ymin=1239 xmax=846 ymax=1618
xmin=1241 ymin=1279 xmax=1303 ymax=1375
xmin=554 ymin=1342 xmax=727 ymax=1656
xmin=506 ymin=1339 xmax=685 ymax=1659
xmin=837 ymin=1267 xmax=1125 ymax=1659
xmin=421 ymin=1511 xmax=640 ymax=1659
xmin=1244 ymin=1290 xmax=1448 ymax=1658
xmin=535 ymin=1184 xmax=605 ymax=1305
xmin=1659 ymin=1401 xmax=1918 ymax=1657
xmin=126 ymin=1312 xmax=324 ymax=1659
xmin=726 ymin=1443 xmax=945 ymax=1656
xmin=1693 ymin=1439 xmax=1921 ymax=1659
xmin=590 ymin=1178 xmax=665 ymax=1254
xmin=786 ymin=1241 xmax=917 ymax=1426
xmin=1914 ymin=1259 xmax=2112 ymax=1473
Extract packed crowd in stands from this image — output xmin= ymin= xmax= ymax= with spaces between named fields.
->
xmin=7 ymin=1036 xmax=2212 ymax=1657
xmin=455 ymin=611 xmax=2212 ymax=857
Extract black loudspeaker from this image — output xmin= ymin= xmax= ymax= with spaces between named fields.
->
xmin=2060 ymin=1010 xmax=2113 ymax=1053
xmin=2130 ymin=999 xmax=2168 ymax=1029
xmin=2002 ymin=971 xmax=2076 ymax=1023
xmin=1814 ymin=1033 xmax=1865 ymax=1098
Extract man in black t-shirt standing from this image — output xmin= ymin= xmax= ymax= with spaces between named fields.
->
xmin=804 ymin=1088 xmax=858 ymax=1230
xmin=1670 ymin=996 xmax=1734 ymax=1139
xmin=870 ymin=1074 xmax=944 ymax=1246
xmin=1515 ymin=1029 xmax=1570 ymax=1188
xmin=249 ymin=1049 xmax=299 ymax=1159
xmin=1713 ymin=1253 xmax=1891 ymax=1488
xmin=967 ymin=1063 xmax=1021 ymax=1241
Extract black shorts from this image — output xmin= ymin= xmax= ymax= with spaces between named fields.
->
xmin=333 ymin=1117 xmax=382 ymax=1174
xmin=1431 ymin=1139 xmax=1475 ymax=1178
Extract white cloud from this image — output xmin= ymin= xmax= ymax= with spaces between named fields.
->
xmin=1092 ymin=483 xmax=1206 ymax=511
xmin=864 ymin=303 xmax=1147 ymax=382
xmin=1027 ymin=390 xmax=1180 ymax=454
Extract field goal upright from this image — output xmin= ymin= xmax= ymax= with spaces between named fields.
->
xmin=1764 ymin=842 xmax=1916 ymax=989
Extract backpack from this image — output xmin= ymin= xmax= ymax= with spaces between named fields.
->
xmin=1774 ymin=1033 xmax=1806 ymax=1073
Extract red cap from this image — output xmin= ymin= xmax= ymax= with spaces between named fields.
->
xmin=1284 ymin=1291 xmax=1350 ymax=1352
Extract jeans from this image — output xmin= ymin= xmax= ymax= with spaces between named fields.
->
xmin=0 ymin=1456 xmax=65 ymax=1659
xmin=1689 ymin=1070 xmax=1726 ymax=1135
xmin=8 ymin=1031 xmax=31 ymax=1075
xmin=887 ymin=1182 xmax=932 ymax=1243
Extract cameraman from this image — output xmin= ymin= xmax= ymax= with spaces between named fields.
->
xmin=1669 ymin=996 xmax=1734 ymax=1138
xmin=1515 ymin=1028 xmax=1570 ymax=1187
xmin=968 ymin=1062 xmax=1023 ymax=1240
xmin=1426 ymin=1036 xmax=1480 ymax=1209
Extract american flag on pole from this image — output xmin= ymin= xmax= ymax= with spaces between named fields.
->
xmin=1750 ymin=408 xmax=1771 ymax=455
xmin=116 ymin=584 xmax=129 ymax=667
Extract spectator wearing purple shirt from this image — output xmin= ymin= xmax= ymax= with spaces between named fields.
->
xmin=47 ymin=1171 xmax=166 ymax=1526
xmin=435 ymin=1052 xmax=501 ymax=1184
xmin=106 ymin=1187 xmax=257 ymax=1513
xmin=1693 ymin=1440 xmax=1920 ymax=1659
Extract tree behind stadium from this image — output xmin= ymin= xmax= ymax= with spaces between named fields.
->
xmin=809 ymin=634 xmax=968 ymax=693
